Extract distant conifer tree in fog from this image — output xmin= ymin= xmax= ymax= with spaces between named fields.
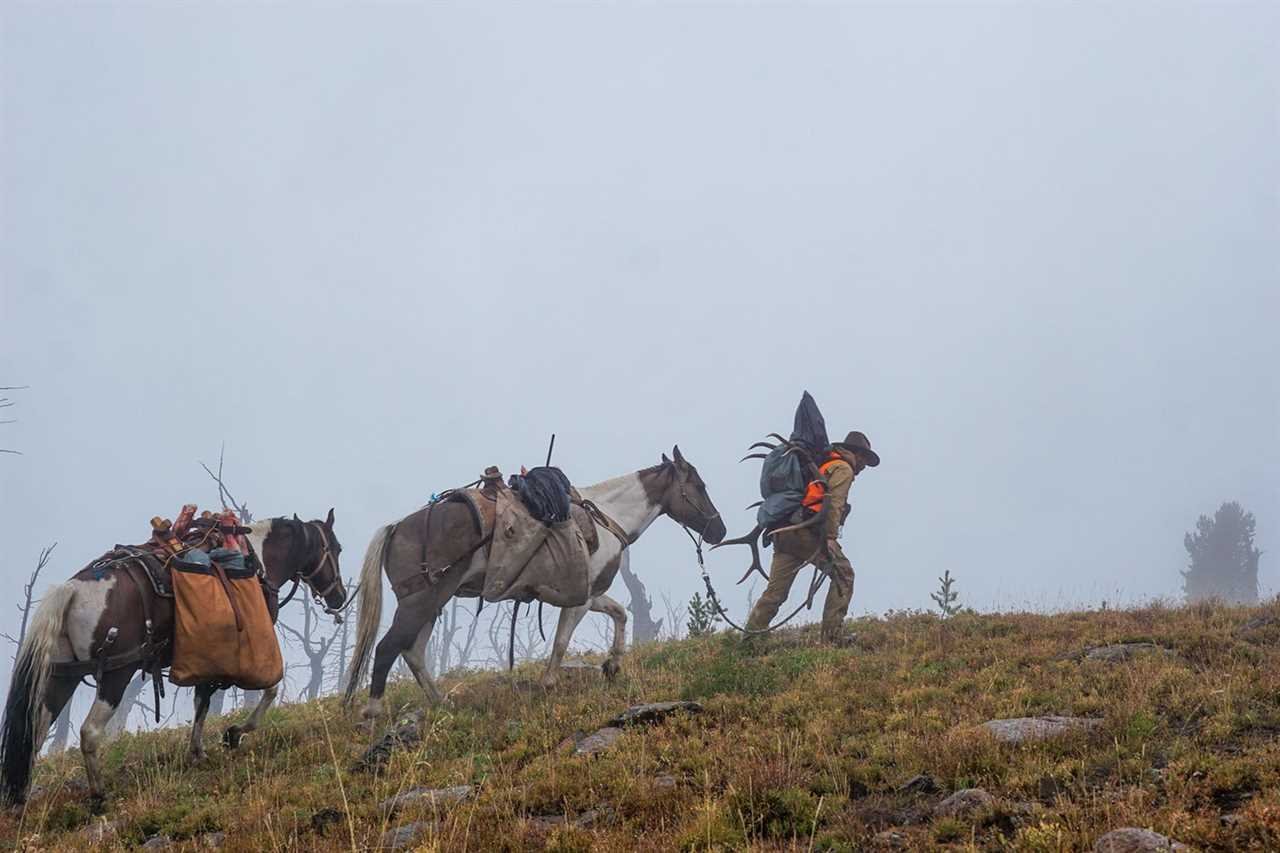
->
xmin=1183 ymin=501 xmax=1261 ymax=605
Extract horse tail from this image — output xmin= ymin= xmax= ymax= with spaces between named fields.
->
xmin=1 ymin=583 xmax=75 ymax=805
xmin=343 ymin=524 xmax=391 ymax=706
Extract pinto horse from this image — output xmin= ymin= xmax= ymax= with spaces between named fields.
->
xmin=344 ymin=447 xmax=726 ymax=722
xmin=0 ymin=512 xmax=346 ymax=806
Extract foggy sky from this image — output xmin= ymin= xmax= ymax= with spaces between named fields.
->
xmin=3 ymin=2 xmax=1278 ymax=676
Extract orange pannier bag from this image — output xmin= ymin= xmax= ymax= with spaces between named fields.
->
xmin=170 ymin=549 xmax=283 ymax=689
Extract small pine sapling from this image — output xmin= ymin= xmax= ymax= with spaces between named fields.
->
xmin=930 ymin=570 xmax=962 ymax=618
xmin=686 ymin=591 xmax=721 ymax=637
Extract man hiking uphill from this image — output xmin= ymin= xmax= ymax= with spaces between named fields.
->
xmin=745 ymin=429 xmax=879 ymax=642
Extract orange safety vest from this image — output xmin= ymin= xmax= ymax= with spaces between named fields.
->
xmin=801 ymin=454 xmax=846 ymax=514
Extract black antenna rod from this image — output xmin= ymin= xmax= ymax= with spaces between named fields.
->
xmin=544 ymin=433 xmax=556 ymax=467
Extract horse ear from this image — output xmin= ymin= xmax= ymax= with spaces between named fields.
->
xmin=325 ymin=508 xmax=335 ymax=528
xmin=292 ymin=513 xmax=301 ymax=522
xmin=661 ymin=453 xmax=671 ymax=464
xmin=672 ymin=445 xmax=686 ymax=465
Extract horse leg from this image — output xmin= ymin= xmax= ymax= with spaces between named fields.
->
xmin=79 ymin=669 xmax=131 ymax=806
xmin=540 ymin=603 xmax=590 ymax=690
xmin=189 ymin=684 xmax=218 ymax=761
xmin=401 ymin=614 xmax=445 ymax=705
xmin=362 ymin=598 xmax=430 ymax=724
xmin=224 ymin=685 xmax=278 ymax=749
xmin=590 ymin=594 xmax=629 ymax=681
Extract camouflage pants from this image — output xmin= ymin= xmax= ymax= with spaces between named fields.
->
xmin=744 ymin=538 xmax=854 ymax=640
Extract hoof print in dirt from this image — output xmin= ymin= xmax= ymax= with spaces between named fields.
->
xmin=379 ymin=785 xmax=473 ymax=815
xmin=982 ymin=715 xmax=1101 ymax=744
xmin=1093 ymin=827 xmax=1190 ymax=851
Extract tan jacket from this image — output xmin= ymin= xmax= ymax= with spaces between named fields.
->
xmin=820 ymin=458 xmax=853 ymax=539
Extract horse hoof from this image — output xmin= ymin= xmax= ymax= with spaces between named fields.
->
xmin=602 ymin=659 xmax=621 ymax=682
xmin=189 ymin=750 xmax=207 ymax=764
xmin=88 ymin=793 xmax=107 ymax=815
xmin=223 ymin=727 xmax=243 ymax=750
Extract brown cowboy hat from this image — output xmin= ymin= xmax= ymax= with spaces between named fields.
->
xmin=832 ymin=431 xmax=880 ymax=467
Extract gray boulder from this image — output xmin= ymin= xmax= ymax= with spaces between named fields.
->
xmin=607 ymin=701 xmax=703 ymax=727
xmin=380 ymin=822 xmax=427 ymax=850
xmin=380 ymin=784 xmax=473 ymax=814
xmin=983 ymin=716 xmax=1101 ymax=744
xmin=574 ymin=726 xmax=624 ymax=756
xmin=1094 ymin=827 xmax=1190 ymax=852
xmin=934 ymin=788 xmax=995 ymax=818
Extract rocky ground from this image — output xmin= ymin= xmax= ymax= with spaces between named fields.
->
xmin=5 ymin=600 xmax=1280 ymax=850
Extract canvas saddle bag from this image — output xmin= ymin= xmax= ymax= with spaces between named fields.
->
xmin=481 ymin=486 xmax=592 ymax=607
xmin=170 ymin=548 xmax=284 ymax=689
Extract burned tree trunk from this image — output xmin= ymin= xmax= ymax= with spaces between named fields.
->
xmin=619 ymin=562 xmax=662 ymax=645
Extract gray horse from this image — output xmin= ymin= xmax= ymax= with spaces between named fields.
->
xmin=344 ymin=447 xmax=725 ymax=721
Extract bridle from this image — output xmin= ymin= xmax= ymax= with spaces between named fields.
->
xmin=672 ymin=464 xmax=721 ymax=540
xmin=264 ymin=519 xmax=357 ymax=622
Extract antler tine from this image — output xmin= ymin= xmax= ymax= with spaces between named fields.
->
xmin=766 ymin=433 xmax=791 ymax=445
xmin=710 ymin=523 xmax=768 ymax=585
xmin=739 ymin=452 xmax=769 ymax=463
xmin=747 ymin=441 xmax=778 ymax=452
xmin=745 ymin=500 xmax=763 ymax=510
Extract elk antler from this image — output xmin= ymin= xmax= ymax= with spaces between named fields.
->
xmin=709 ymin=522 xmax=767 ymax=584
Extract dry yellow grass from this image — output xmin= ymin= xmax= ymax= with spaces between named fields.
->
xmin=5 ymin=600 xmax=1280 ymax=851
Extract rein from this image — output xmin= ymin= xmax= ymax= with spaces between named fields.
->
xmin=683 ymin=524 xmax=829 ymax=636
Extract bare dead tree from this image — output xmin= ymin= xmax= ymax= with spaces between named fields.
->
xmin=450 ymin=599 xmax=483 ymax=673
xmin=199 ymin=443 xmax=252 ymax=523
xmin=659 ymin=591 xmax=687 ymax=641
xmin=279 ymin=597 xmax=341 ymax=701
xmin=4 ymin=542 xmax=57 ymax=656
xmin=48 ymin=704 xmax=73 ymax=753
xmin=1 ymin=385 xmax=27 ymax=455
xmin=619 ymin=562 xmax=662 ymax=645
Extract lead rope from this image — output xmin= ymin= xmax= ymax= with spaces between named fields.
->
xmin=683 ymin=525 xmax=828 ymax=636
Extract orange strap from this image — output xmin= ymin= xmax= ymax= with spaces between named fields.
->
xmin=801 ymin=454 xmax=845 ymax=513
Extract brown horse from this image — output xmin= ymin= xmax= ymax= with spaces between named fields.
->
xmin=0 ymin=512 xmax=346 ymax=806
xmin=343 ymin=447 xmax=725 ymax=722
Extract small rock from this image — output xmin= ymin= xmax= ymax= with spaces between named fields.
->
xmin=1083 ymin=643 xmax=1175 ymax=664
xmin=380 ymin=822 xmax=427 ymax=850
xmin=83 ymin=818 xmax=119 ymax=843
xmin=575 ymin=806 xmax=615 ymax=828
xmin=1238 ymin=615 xmax=1278 ymax=633
xmin=1094 ymin=827 xmax=1190 ymax=852
xmin=934 ymin=788 xmax=995 ymax=818
xmin=310 ymin=807 xmax=344 ymax=835
xmin=653 ymin=774 xmax=677 ymax=790
xmin=557 ymin=730 xmax=587 ymax=754
xmin=352 ymin=710 xmax=425 ymax=774
xmin=141 ymin=835 xmax=173 ymax=849
xmin=607 ymin=701 xmax=703 ymax=728
xmin=574 ymin=726 xmax=624 ymax=756
xmin=982 ymin=716 xmax=1102 ymax=744
xmin=560 ymin=659 xmax=602 ymax=674
xmin=380 ymin=785 xmax=473 ymax=814
xmin=897 ymin=774 xmax=940 ymax=795
xmin=199 ymin=832 xmax=226 ymax=849
xmin=873 ymin=829 xmax=910 ymax=848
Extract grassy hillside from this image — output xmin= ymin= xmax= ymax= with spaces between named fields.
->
xmin=5 ymin=601 xmax=1280 ymax=851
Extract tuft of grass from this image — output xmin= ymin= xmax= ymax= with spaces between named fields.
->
xmin=7 ymin=602 xmax=1280 ymax=850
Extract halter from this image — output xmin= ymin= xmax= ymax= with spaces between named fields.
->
xmin=671 ymin=463 xmax=721 ymax=539
xmin=261 ymin=520 xmax=357 ymax=622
